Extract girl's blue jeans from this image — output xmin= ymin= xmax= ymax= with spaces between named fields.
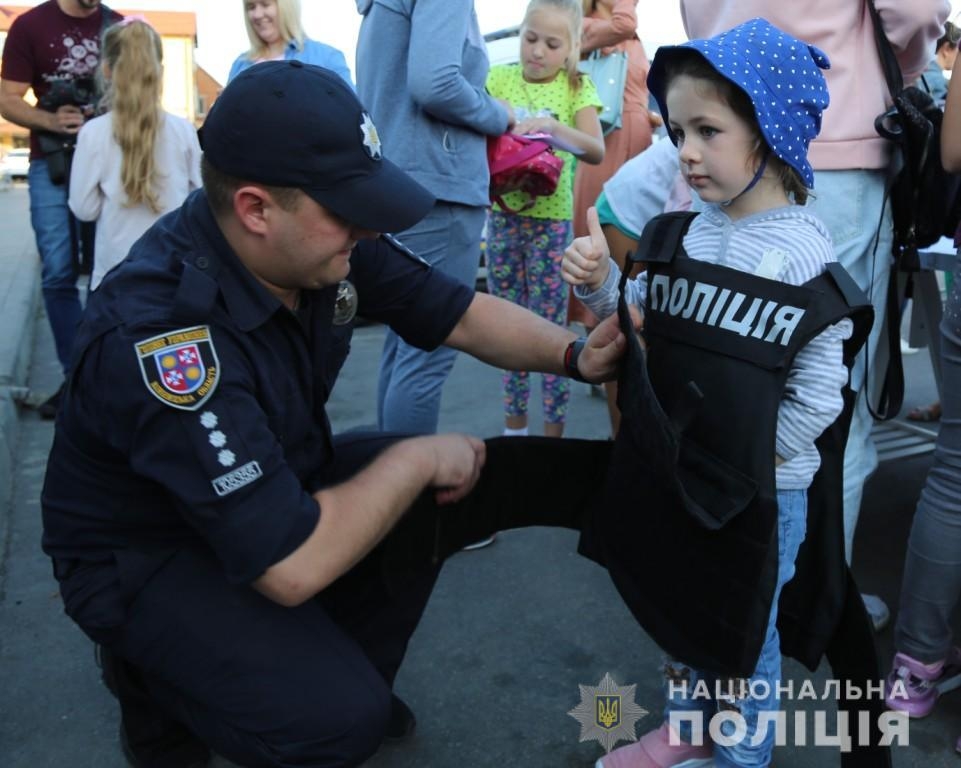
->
xmin=664 ymin=489 xmax=808 ymax=768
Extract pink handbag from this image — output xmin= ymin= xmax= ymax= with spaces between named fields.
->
xmin=487 ymin=133 xmax=564 ymax=213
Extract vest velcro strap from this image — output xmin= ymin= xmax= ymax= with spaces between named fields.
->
xmin=636 ymin=211 xmax=698 ymax=265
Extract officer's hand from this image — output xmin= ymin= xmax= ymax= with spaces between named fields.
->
xmin=578 ymin=306 xmax=643 ymax=382
xmin=54 ymin=105 xmax=85 ymax=134
xmin=562 ymin=207 xmax=611 ymax=291
xmin=423 ymin=434 xmax=487 ymax=505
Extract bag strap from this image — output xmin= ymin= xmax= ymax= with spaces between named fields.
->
xmin=865 ymin=1 xmax=904 ymax=98
xmin=862 ymin=1 xmax=908 ymax=421
xmin=488 ymin=138 xmax=552 ymax=176
xmin=492 ymin=194 xmax=536 ymax=214
xmin=632 ymin=211 xmax=698 ymax=269
xmin=865 ymin=255 xmax=907 ymax=421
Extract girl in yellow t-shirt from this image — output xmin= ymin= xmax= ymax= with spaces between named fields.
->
xmin=486 ymin=0 xmax=604 ymax=438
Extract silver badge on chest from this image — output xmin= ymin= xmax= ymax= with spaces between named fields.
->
xmin=333 ymin=280 xmax=358 ymax=326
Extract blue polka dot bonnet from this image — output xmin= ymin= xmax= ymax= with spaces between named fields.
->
xmin=647 ymin=17 xmax=830 ymax=189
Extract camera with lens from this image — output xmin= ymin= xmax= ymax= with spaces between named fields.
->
xmin=35 ymin=76 xmax=99 ymax=185
xmin=38 ymin=75 xmax=98 ymax=117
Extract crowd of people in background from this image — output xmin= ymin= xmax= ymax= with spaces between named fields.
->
xmin=2 ymin=0 xmax=961 ymax=766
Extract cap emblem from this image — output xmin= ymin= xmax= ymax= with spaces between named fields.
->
xmin=360 ymin=112 xmax=382 ymax=160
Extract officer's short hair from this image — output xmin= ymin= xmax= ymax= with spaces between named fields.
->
xmin=201 ymin=156 xmax=303 ymax=216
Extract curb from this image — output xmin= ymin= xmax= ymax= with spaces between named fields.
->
xmin=0 ymin=186 xmax=40 ymax=567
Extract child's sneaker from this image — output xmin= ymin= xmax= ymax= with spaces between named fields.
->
xmin=885 ymin=646 xmax=961 ymax=717
xmin=595 ymin=723 xmax=714 ymax=768
xmin=936 ymin=646 xmax=961 ymax=695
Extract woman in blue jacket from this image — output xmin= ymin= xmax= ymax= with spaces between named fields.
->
xmin=228 ymin=0 xmax=353 ymax=86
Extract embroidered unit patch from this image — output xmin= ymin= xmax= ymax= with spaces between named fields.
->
xmin=135 ymin=326 xmax=220 ymax=411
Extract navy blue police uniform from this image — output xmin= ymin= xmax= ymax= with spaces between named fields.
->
xmin=39 ymin=60 xmax=627 ymax=768
xmin=40 ymin=187 xmax=474 ymax=766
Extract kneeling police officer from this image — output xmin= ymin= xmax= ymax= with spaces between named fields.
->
xmin=40 ymin=61 xmax=629 ymax=767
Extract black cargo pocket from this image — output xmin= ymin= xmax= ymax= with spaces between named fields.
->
xmin=676 ymin=438 xmax=757 ymax=530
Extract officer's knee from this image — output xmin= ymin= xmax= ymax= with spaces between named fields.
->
xmin=249 ymin=685 xmax=390 ymax=768
xmin=324 ymin=688 xmax=391 ymax=766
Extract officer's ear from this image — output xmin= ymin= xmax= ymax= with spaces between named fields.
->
xmin=233 ymin=185 xmax=271 ymax=236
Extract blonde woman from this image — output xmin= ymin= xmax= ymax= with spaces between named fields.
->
xmin=69 ymin=18 xmax=201 ymax=290
xmin=228 ymin=0 xmax=352 ymax=86
xmin=569 ymin=0 xmax=661 ymax=436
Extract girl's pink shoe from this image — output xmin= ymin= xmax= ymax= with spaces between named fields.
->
xmin=595 ymin=723 xmax=714 ymax=768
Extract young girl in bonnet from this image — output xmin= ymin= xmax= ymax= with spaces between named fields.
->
xmin=564 ymin=18 xmax=854 ymax=768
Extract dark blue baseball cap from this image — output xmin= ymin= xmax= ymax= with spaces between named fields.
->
xmin=200 ymin=60 xmax=435 ymax=233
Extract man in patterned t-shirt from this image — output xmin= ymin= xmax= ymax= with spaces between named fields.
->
xmin=0 ymin=0 xmax=121 ymax=417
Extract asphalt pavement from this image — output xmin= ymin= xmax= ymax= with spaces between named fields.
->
xmin=0 ymin=182 xmax=959 ymax=766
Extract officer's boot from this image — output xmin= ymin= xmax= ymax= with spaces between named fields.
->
xmin=98 ymin=645 xmax=211 ymax=768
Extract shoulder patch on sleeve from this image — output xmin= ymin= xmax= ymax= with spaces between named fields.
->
xmin=135 ymin=325 xmax=220 ymax=411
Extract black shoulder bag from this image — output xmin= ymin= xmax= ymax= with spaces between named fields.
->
xmin=865 ymin=2 xmax=960 ymax=419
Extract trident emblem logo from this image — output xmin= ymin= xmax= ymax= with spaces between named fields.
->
xmin=596 ymin=695 xmax=621 ymax=730
xmin=569 ymin=673 xmax=647 ymax=753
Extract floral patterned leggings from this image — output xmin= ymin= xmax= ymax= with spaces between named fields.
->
xmin=486 ymin=210 xmax=572 ymax=424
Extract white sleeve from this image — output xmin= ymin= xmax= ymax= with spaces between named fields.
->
xmin=775 ymin=318 xmax=853 ymax=460
xmin=573 ymin=260 xmax=648 ymax=319
xmin=185 ymin=121 xmax=202 ymax=192
xmin=68 ymin=121 xmax=105 ymax=222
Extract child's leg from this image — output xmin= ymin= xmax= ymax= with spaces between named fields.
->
xmin=522 ymin=218 xmax=572 ymax=435
xmin=596 ymin=659 xmax=715 ymax=767
xmin=487 ymin=211 xmax=532 ymax=427
xmin=713 ymin=489 xmax=807 ymax=768
xmin=662 ymin=660 xmax=717 ymax=746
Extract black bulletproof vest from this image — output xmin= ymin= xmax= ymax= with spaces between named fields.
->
xmin=580 ymin=212 xmax=874 ymax=675
xmin=328 ymin=216 xmax=890 ymax=766
xmin=371 ymin=208 xmax=886 ymax=764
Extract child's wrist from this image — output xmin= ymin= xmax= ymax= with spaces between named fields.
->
xmin=588 ymin=260 xmax=610 ymax=291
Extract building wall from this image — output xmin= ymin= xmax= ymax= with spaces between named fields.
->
xmin=161 ymin=36 xmax=195 ymax=121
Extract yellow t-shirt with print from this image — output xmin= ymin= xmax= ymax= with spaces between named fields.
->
xmin=486 ymin=64 xmax=602 ymax=220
